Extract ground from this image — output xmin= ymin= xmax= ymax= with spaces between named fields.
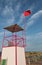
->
xmin=25 ymin=52 xmax=42 ymax=65
xmin=0 ymin=52 xmax=42 ymax=65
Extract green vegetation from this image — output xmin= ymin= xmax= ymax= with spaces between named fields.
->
xmin=2 ymin=59 xmax=7 ymax=65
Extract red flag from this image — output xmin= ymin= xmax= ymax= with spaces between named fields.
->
xmin=24 ymin=10 xmax=31 ymax=16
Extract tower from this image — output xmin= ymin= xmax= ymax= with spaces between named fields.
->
xmin=1 ymin=24 xmax=26 ymax=65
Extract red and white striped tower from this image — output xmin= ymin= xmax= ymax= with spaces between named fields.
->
xmin=1 ymin=10 xmax=31 ymax=65
xmin=1 ymin=24 xmax=26 ymax=65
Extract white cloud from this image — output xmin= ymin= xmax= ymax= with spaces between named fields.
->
xmin=2 ymin=6 xmax=15 ymax=25
xmin=35 ymin=32 xmax=42 ymax=39
xmin=2 ymin=6 xmax=14 ymax=16
xmin=18 ymin=13 xmax=24 ymax=24
xmin=1 ymin=3 xmax=21 ymax=25
xmin=28 ymin=3 xmax=35 ymax=11
xmin=26 ymin=32 xmax=42 ymax=49
xmin=0 ymin=32 xmax=4 ymax=36
xmin=0 ymin=31 xmax=9 ymax=36
xmin=26 ymin=32 xmax=42 ymax=51
xmin=27 ymin=10 xmax=42 ymax=28
xmin=26 ymin=32 xmax=42 ymax=40
xmin=15 ymin=3 xmax=21 ymax=11
xmin=2 ymin=2 xmax=21 ymax=17
xmin=7 ymin=17 xmax=15 ymax=25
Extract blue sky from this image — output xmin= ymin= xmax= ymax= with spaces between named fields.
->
xmin=0 ymin=0 xmax=42 ymax=51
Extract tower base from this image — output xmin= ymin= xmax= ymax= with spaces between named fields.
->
xmin=1 ymin=46 xmax=26 ymax=65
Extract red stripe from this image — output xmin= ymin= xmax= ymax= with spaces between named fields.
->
xmin=15 ymin=46 xmax=17 ymax=65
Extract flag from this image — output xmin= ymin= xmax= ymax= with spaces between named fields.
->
xmin=24 ymin=10 xmax=31 ymax=16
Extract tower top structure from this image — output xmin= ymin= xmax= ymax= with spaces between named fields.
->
xmin=4 ymin=24 xmax=24 ymax=33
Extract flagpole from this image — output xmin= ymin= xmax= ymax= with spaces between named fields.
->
xmin=23 ymin=10 xmax=31 ymax=65
xmin=23 ymin=10 xmax=31 ymax=48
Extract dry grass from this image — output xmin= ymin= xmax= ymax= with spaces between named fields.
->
xmin=0 ymin=62 xmax=1 ymax=65
xmin=25 ymin=52 xmax=42 ymax=65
